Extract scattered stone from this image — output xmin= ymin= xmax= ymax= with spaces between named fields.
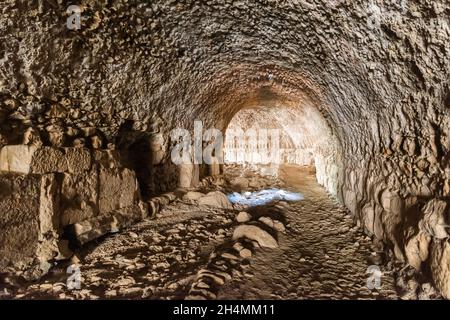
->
xmin=230 ymin=177 xmax=249 ymax=190
xmin=198 ymin=191 xmax=233 ymax=209
xmin=239 ymin=248 xmax=252 ymax=258
xmin=236 ymin=211 xmax=251 ymax=223
xmin=232 ymin=225 xmax=278 ymax=248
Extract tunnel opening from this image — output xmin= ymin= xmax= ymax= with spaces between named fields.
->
xmin=219 ymin=84 xmax=343 ymax=203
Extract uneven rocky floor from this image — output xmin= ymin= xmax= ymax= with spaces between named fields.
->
xmin=0 ymin=165 xmax=440 ymax=300
xmin=219 ymin=166 xmax=398 ymax=300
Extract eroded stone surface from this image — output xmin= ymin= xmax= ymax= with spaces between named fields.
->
xmin=0 ymin=0 xmax=449 ymax=299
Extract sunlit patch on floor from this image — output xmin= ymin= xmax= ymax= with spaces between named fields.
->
xmin=227 ymin=188 xmax=304 ymax=206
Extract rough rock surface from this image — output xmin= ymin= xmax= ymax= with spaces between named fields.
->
xmin=0 ymin=0 xmax=449 ymax=298
xmin=0 ymin=147 xmax=147 ymax=276
xmin=198 ymin=191 xmax=233 ymax=210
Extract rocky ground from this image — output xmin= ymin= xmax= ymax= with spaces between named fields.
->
xmin=0 ymin=165 xmax=442 ymax=300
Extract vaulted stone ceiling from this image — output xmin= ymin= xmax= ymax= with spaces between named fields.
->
xmin=0 ymin=0 xmax=450 ymax=299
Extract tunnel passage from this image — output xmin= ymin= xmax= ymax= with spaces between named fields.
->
xmin=223 ymin=87 xmax=342 ymax=195
xmin=0 ymin=0 xmax=449 ymax=299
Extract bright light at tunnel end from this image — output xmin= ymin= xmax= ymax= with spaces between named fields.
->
xmin=228 ymin=189 xmax=305 ymax=207
xmin=170 ymin=120 xmax=286 ymax=166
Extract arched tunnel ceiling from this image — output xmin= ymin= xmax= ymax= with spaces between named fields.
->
xmin=1 ymin=0 xmax=450 ymax=299
xmin=1 ymin=0 xmax=448 ymax=149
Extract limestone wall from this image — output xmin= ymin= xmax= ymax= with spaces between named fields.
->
xmin=0 ymin=146 xmax=147 ymax=279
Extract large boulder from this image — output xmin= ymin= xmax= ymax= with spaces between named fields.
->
xmin=182 ymin=191 xmax=205 ymax=201
xmin=198 ymin=191 xmax=232 ymax=209
xmin=230 ymin=177 xmax=249 ymax=190
xmin=232 ymin=224 xmax=278 ymax=248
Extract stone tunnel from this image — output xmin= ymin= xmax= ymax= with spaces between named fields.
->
xmin=0 ymin=0 xmax=449 ymax=300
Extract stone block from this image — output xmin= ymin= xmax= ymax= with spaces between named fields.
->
xmin=64 ymin=147 xmax=92 ymax=174
xmin=0 ymin=145 xmax=37 ymax=173
xmin=98 ymin=168 xmax=138 ymax=213
xmin=30 ymin=147 xmax=68 ymax=173
xmin=198 ymin=191 xmax=232 ymax=209
xmin=60 ymin=169 xmax=99 ymax=226
xmin=71 ymin=203 xmax=147 ymax=245
xmin=0 ymin=145 xmax=77 ymax=174
xmin=0 ymin=173 xmax=60 ymax=277
xmin=232 ymin=224 xmax=278 ymax=248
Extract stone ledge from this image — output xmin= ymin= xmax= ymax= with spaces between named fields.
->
xmin=69 ymin=203 xmax=148 ymax=246
xmin=0 ymin=146 xmax=92 ymax=174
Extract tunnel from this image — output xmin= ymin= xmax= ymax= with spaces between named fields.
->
xmin=0 ymin=0 xmax=449 ymax=301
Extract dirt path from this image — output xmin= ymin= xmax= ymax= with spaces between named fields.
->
xmin=217 ymin=165 xmax=399 ymax=299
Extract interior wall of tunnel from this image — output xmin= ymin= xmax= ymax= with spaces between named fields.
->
xmin=0 ymin=0 xmax=449 ymax=298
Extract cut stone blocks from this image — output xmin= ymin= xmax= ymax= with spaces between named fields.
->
xmin=0 ymin=145 xmax=91 ymax=174
xmin=0 ymin=145 xmax=37 ymax=173
xmin=0 ymin=173 xmax=61 ymax=278
xmin=99 ymin=168 xmax=139 ymax=213
xmin=0 ymin=145 xmax=147 ymax=278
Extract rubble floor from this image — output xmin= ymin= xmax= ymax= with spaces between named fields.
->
xmin=1 ymin=165 xmax=408 ymax=300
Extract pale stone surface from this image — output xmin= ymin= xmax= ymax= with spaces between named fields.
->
xmin=0 ymin=145 xmax=37 ymax=174
xmin=182 ymin=191 xmax=205 ymax=201
xmin=232 ymin=225 xmax=278 ymax=249
xmin=236 ymin=211 xmax=251 ymax=223
xmin=0 ymin=173 xmax=60 ymax=279
xmin=98 ymin=168 xmax=138 ymax=213
xmin=431 ymin=241 xmax=450 ymax=299
xmin=273 ymin=220 xmax=286 ymax=233
xmin=198 ymin=191 xmax=233 ymax=209
xmin=239 ymin=248 xmax=252 ymax=258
